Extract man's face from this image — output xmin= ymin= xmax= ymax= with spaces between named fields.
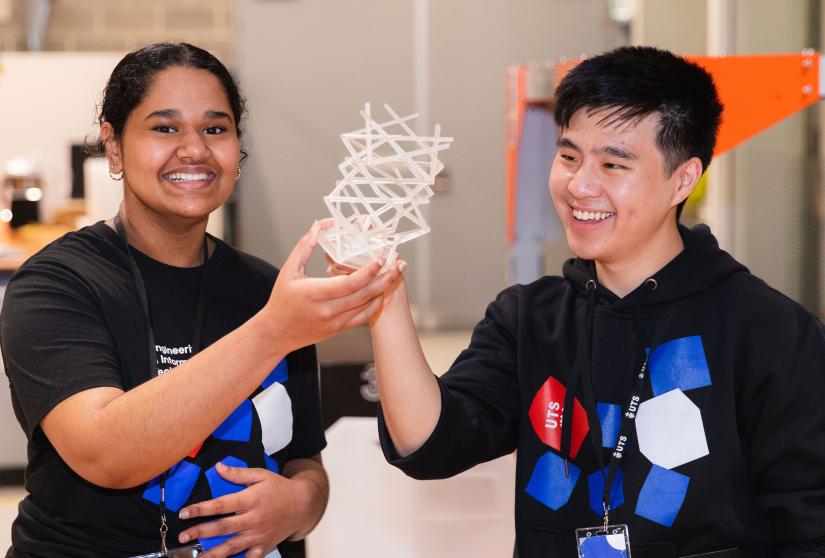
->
xmin=549 ymin=109 xmax=687 ymax=267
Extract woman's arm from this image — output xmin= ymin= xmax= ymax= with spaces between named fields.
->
xmin=40 ymin=223 xmax=399 ymax=488
xmin=171 ymin=455 xmax=328 ymax=558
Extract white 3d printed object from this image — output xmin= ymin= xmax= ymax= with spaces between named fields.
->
xmin=319 ymin=103 xmax=453 ymax=268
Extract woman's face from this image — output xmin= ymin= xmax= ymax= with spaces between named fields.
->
xmin=110 ymin=66 xmax=241 ymax=224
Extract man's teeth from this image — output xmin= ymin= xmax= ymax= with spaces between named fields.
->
xmin=166 ymin=172 xmax=211 ymax=182
xmin=572 ymin=208 xmax=614 ymax=222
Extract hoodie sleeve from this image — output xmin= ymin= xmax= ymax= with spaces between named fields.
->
xmin=378 ymin=287 xmax=521 ymax=480
xmin=743 ymin=313 xmax=825 ymax=554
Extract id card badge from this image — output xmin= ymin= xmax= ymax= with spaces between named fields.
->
xmin=575 ymin=524 xmax=631 ymax=558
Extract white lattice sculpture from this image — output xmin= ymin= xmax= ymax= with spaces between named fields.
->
xmin=319 ymin=103 xmax=453 ymax=268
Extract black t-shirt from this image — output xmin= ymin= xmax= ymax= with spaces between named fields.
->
xmin=1 ymin=222 xmax=326 ymax=558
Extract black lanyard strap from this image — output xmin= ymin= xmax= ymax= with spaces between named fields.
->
xmin=580 ymin=295 xmax=680 ymax=525
xmin=113 ymin=212 xmax=210 ymax=554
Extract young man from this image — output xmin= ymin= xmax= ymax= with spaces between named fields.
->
xmin=366 ymin=47 xmax=825 ymax=557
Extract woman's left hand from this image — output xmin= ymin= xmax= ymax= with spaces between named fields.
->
xmin=177 ymin=460 xmax=323 ymax=557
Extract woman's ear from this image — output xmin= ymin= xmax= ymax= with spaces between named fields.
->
xmin=99 ymin=123 xmax=123 ymax=174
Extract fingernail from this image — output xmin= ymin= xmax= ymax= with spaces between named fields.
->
xmin=399 ymin=261 xmax=407 ymax=272
xmin=179 ymin=509 xmax=190 ymax=520
xmin=179 ymin=533 xmax=190 ymax=543
xmin=377 ymin=257 xmax=386 ymax=268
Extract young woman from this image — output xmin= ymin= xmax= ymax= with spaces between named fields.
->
xmin=1 ymin=43 xmax=398 ymax=558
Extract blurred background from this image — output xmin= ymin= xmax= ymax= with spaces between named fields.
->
xmin=0 ymin=0 xmax=823 ymax=556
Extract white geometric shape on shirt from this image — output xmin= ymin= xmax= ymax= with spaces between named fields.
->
xmin=252 ymin=381 xmax=293 ymax=455
xmin=635 ymin=389 xmax=709 ymax=469
xmin=319 ymin=103 xmax=453 ymax=268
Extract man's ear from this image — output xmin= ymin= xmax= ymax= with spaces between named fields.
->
xmin=99 ymin=123 xmax=123 ymax=173
xmin=671 ymin=156 xmax=704 ymax=207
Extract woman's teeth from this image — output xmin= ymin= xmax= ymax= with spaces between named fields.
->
xmin=165 ymin=172 xmax=211 ymax=182
xmin=572 ymin=208 xmax=614 ymax=222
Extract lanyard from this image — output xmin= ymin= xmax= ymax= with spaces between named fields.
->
xmin=114 ymin=213 xmax=209 ymax=555
xmin=578 ymin=297 xmax=679 ymax=529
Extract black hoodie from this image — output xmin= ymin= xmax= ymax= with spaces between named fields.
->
xmin=378 ymin=225 xmax=825 ymax=557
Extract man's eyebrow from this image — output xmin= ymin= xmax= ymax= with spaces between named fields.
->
xmin=557 ymin=137 xmax=579 ymax=150
xmin=600 ymin=145 xmax=636 ymax=160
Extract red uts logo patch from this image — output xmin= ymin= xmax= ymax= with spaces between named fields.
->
xmin=528 ymin=376 xmax=589 ymax=459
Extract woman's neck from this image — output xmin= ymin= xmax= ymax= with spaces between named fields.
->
xmin=110 ymin=203 xmax=210 ymax=267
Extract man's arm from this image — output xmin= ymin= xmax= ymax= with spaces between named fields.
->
xmin=743 ymin=314 xmax=825 ymax=553
xmin=357 ymin=261 xmax=521 ymax=477
xmin=368 ymin=270 xmax=442 ymax=457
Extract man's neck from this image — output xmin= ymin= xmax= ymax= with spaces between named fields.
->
xmin=595 ymin=225 xmax=684 ymax=298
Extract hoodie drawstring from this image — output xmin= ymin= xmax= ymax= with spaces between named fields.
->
xmin=561 ymin=279 xmax=597 ymax=475
xmin=561 ymin=277 xmax=658 ymax=477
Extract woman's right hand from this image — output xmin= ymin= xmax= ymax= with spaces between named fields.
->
xmin=263 ymin=220 xmax=403 ymax=352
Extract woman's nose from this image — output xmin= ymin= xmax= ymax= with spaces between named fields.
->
xmin=177 ymin=130 xmax=210 ymax=162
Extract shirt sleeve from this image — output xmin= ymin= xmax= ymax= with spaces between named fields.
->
xmin=743 ymin=313 xmax=825 ymax=552
xmin=285 ymin=344 xmax=327 ymax=460
xmin=1 ymin=261 xmax=124 ymax=438
xmin=378 ymin=287 xmax=521 ymax=480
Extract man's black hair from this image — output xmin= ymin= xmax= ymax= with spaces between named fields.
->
xmin=553 ymin=46 xmax=723 ymax=219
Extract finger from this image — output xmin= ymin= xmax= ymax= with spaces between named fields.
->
xmin=324 ymin=253 xmax=357 ymax=272
xmin=304 ymin=258 xmax=384 ymax=299
xmin=216 ymin=463 xmax=271 ymax=486
xmin=327 ymin=259 xmax=404 ymax=314
xmin=245 ymin=547 xmax=265 ymax=558
xmin=178 ymin=515 xmax=241 ymax=545
xmin=198 ymin=534 xmax=253 ymax=558
xmin=317 ymin=217 xmax=336 ymax=230
xmin=342 ymin=294 xmax=385 ymax=328
xmin=326 ymin=262 xmax=357 ymax=278
xmin=179 ymin=491 xmax=246 ymax=520
xmin=280 ymin=221 xmax=321 ymax=278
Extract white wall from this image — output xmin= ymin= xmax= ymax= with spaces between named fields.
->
xmin=235 ymin=0 xmax=610 ymax=328
xmin=633 ymin=0 xmax=816 ymax=309
xmin=0 ymin=52 xmax=122 ymax=220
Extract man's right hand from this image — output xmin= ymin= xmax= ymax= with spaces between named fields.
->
xmin=264 ymin=220 xmax=404 ymax=354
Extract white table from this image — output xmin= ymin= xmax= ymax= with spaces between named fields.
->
xmin=307 ymin=417 xmax=516 ymax=558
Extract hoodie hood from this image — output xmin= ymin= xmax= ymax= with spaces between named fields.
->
xmin=562 ymin=224 xmax=748 ymax=312
xmin=557 ymin=224 xmax=748 ymax=475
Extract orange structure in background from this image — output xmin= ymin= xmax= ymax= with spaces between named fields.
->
xmin=505 ymin=52 xmax=824 ymax=246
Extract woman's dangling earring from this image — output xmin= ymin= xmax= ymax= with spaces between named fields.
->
xmin=109 ymin=162 xmax=123 ymax=182
xmin=235 ymin=166 xmax=242 ymax=182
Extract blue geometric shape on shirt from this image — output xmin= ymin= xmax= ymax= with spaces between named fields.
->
xmin=199 ymin=534 xmax=243 ymax=558
xmin=648 ymin=335 xmax=711 ymax=397
xmin=579 ymin=534 xmax=628 ymax=557
xmin=262 ymin=358 xmax=289 ymax=390
xmin=587 ymin=468 xmax=624 ymax=516
xmin=142 ymin=460 xmax=201 ymax=513
xmin=264 ymin=452 xmax=280 ymax=475
xmin=526 ymin=451 xmax=580 ymax=510
xmin=635 ymin=465 xmax=690 ymax=527
xmin=205 ymin=456 xmax=248 ymax=498
xmin=213 ymin=399 xmax=253 ymax=443
xmin=596 ymin=403 xmax=622 ymax=448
